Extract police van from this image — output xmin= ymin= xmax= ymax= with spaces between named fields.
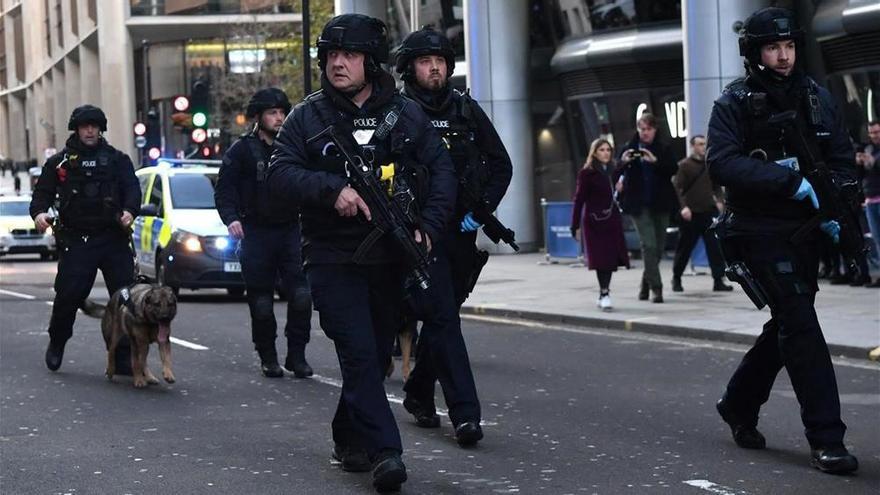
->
xmin=134 ymin=160 xmax=244 ymax=296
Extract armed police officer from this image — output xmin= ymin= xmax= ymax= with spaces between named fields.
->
xmin=707 ymin=7 xmax=859 ymax=474
xmin=30 ymin=105 xmax=141 ymax=373
xmin=215 ymin=88 xmax=313 ymax=379
xmin=267 ymin=14 xmax=455 ymax=492
xmin=393 ymin=27 xmax=513 ymax=447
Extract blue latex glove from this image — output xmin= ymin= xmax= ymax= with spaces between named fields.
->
xmin=791 ymin=178 xmax=819 ymax=209
xmin=820 ymin=220 xmax=840 ymax=244
xmin=460 ymin=212 xmax=483 ymax=232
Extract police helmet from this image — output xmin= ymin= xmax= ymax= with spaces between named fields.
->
xmin=67 ymin=104 xmax=107 ymax=132
xmin=738 ymin=7 xmax=803 ymax=63
xmin=246 ymin=88 xmax=292 ymax=118
xmin=394 ymin=26 xmax=455 ymax=81
xmin=316 ymin=14 xmax=389 ymax=77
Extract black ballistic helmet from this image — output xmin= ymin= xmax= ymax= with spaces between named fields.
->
xmin=316 ymin=14 xmax=389 ymax=77
xmin=246 ymin=87 xmax=292 ymax=118
xmin=67 ymin=104 xmax=107 ymax=132
xmin=394 ymin=26 xmax=455 ymax=81
xmin=739 ymin=7 xmax=803 ymax=64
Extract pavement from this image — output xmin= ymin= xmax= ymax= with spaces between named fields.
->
xmin=3 ymin=169 xmax=877 ymax=359
xmin=463 ymin=251 xmax=880 ymax=360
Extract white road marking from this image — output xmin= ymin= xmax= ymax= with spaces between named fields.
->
xmin=311 ymin=374 xmax=497 ymax=427
xmin=169 ymin=337 xmax=209 ymax=351
xmin=462 ymin=314 xmax=880 ymax=371
xmin=683 ymin=479 xmax=748 ymax=495
xmin=0 ymin=289 xmax=36 ymax=300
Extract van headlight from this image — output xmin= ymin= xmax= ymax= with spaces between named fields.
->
xmin=173 ymin=230 xmax=203 ymax=252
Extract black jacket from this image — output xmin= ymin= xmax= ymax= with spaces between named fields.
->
xmin=615 ymin=135 xmax=678 ymax=216
xmin=402 ymin=83 xmax=512 ymax=233
xmin=215 ymin=133 xmax=296 ymax=226
xmin=707 ymin=72 xmax=856 ymax=235
xmin=268 ymin=72 xmax=456 ymax=265
xmin=30 ymin=135 xmax=140 ymax=233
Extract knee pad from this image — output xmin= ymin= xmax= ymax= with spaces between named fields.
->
xmin=291 ymin=287 xmax=312 ymax=312
xmin=249 ymin=292 xmax=275 ymax=320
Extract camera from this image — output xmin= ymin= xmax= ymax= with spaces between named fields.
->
xmin=629 ymin=150 xmax=643 ymax=159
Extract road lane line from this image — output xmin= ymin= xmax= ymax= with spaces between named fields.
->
xmin=311 ymin=374 xmax=498 ymax=427
xmin=0 ymin=289 xmax=36 ymax=300
xmin=683 ymin=479 xmax=749 ymax=495
xmin=169 ymin=336 xmax=209 ymax=350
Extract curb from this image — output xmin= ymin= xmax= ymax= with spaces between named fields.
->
xmin=460 ymin=305 xmax=874 ymax=361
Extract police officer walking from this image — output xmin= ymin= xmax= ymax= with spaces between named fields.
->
xmin=30 ymin=105 xmax=141 ymax=373
xmin=215 ymin=88 xmax=313 ymax=379
xmin=268 ymin=14 xmax=455 ymax=492
xmin=707 ymin=7 xmax=858 ymax=473
xmin=393 ymin=27 xmax=513 ymax=447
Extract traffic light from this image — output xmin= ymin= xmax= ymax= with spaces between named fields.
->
xmin=171 ymin=95 xmax=192 ymax=127
xmin=190 ymin=78 xmax=210 ymax=129
xmin=145 ymin=109 xmax=161 ymax=164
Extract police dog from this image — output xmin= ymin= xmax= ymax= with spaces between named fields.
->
xmin=82 ymin=284 xmax=177 ymax=387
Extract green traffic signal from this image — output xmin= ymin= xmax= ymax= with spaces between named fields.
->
xmin=192 ymin=111 xmax=208 ymax=128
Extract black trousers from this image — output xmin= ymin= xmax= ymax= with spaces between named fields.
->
xmin=48 ymin=231 xmax=134 ymax=342
xmin=306 ymin=263 xmax=403 ymax=457
xmin=722 ymin=234 xmax=846 ymax=448
xmin=404 ymin=237 xmax=481 ymax=426
xmin=672 ymin=211 xmax=725 ymax=280
xmin=239 ymin=223 xmax=311 ymax=351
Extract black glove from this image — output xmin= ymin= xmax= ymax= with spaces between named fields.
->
xmin=570 ymin=226 xmax=578 ymax=239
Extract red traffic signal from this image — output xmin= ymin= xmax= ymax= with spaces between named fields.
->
xmin=173 ymin=95 xmax=190 ymax=112
xmin=133 ymin=122 xmax=147 ymax=136
xmin=201 ymin=146 xmax=212 ymax=158
xmin=147 ymin=147 xmax=161 ymax=161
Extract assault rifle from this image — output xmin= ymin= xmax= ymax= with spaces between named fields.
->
xmin=458 ymin=168 xmax=519 ymax=251
xmin=768 ymin=110 xmax=866 ymax=274
xmin=307 ymin=125 xmax=432 ymax=290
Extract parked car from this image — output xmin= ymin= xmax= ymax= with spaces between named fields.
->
xmin=0 ymin=195 xmax=57 ymax=260
xmin=133 ymin=160 xmax=244 ymax=296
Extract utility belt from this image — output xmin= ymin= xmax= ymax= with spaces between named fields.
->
xmin=708 ymin=212 xmax=769 ymax=310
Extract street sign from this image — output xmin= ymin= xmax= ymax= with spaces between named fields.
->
xmin=135 ymin=136 xmax=147 ymax=148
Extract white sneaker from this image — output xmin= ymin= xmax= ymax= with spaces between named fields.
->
xmin=596 ymin=296 xmax=603 ymax=308
xmin=599 ymin=294 xmax=613 ymax=312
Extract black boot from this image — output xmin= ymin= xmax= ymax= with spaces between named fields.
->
xmin=45 ymin=339 xmax=66 ymax=371
xmin=372 ymin=449 xmax=407 ymax=492
xmin=284 ymin=345 xmax=313 ymax=378
xmin=672 ymin=276 xmax=683 ymax=292
xmin=331 ymin=444 xmax=371 ymax=472
xmin=716 ymin=398 xmax=765 ymax=449
xmin=257 ymin=347 xmax=284 ymax=378
xmin=454 ymin=422 xmax=484 ymax=447
xmin=651 ymin=287 xmax=664 ymax=303
xmin=713 ymin=278 xmax=734 ymax=292
xmin=638 ymin=281 xmax=649 ymax=301
xmin=811 ymin=445 xmax=858 ymax=474
xmin=403 ymin=396 xmax=440 ymax=428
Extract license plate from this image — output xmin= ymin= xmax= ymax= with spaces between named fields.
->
xmin=224 ymin=262 xmax=241 ymax=272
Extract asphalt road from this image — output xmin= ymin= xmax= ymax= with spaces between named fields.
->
xmin=1 ymin=257 xmax=879 ymax=494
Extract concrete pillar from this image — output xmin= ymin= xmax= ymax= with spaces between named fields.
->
xmin=65 ymin=55 xmax=82 ymax=124
xmin=683 ymin=0 xmax=766 ymax=148
xmin=464 ymin=0 xmax=536 ymax=253
xmin=334 ymin=0 xmax=387 ymax=22
xmin=79 ymin=43 xmax=100 ymax=103
xmin=96 ymin=1 xmax=137 ymax=159
xmin=8 ymin=94 xmax=28 ymax=162
xmin=52 ymin=65 xmax=67 ymax=150
xmin=0 ymin=98 xmax=9 ymax=159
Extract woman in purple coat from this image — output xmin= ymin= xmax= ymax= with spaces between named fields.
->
xmin=570 ymin=138 xmax=630 ymax=311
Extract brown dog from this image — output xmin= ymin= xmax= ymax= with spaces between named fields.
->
xmin=387 ymin=315 xmax=416 ymax=381
xmin=83 ymin=284 xmax=177 ymax=387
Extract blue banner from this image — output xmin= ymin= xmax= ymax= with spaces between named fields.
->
xmin=545 ymin=201 xmax=581 ymax=259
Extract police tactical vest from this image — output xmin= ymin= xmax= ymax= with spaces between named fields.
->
xmin=432 ymin=92 xmax=489 ymax=204
xmin=242 ymin=134 xmax=277 ymax=223
xmin=57 ymin=146 xmax=121 ymax=230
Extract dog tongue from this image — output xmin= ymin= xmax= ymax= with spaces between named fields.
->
xmin=158 ymin=323 xmax=170 ymax=344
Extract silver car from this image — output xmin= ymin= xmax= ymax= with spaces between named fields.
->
xmin=0 ymin=195 xmax=57 ymax=260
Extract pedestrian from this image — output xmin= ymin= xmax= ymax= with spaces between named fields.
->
xmin=13 ymin=174 xmax=21 ymax=195
xmin=616 ymin=112 xmax=678 ymax=302
xmin=30 ymin=104 xmax=141 ymax=374
xmin=267 ymin=14 xmax=456 ymax=492
xmin=570 ymin=138 xmax=629 ymax=311
xmin=214 ymin=87 xmax=313 ymax=379
xmin=393 ymin=26 xmax=513 ymax=446
xmin=707 ymin=7 xmax=858 ymax=473
xmin=671 ymin=134 xmax=732 ymax=292
xmin=855 ymin=120 xmax=880 ymax=287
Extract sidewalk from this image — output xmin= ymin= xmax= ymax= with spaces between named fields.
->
xmin=0 ymin=169 xmax=32 ymax=197
xmin=462 ymin=252 xmax=880 ymax=360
